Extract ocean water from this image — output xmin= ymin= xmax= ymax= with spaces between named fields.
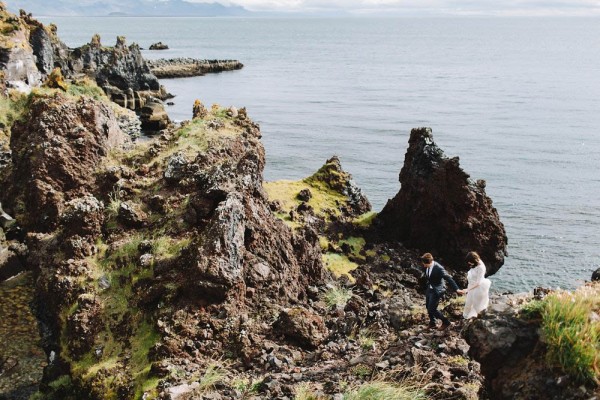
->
xmin=40 ymin=16 xmax=600 ymax=292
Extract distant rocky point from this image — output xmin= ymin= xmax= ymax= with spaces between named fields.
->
xmin=147 ymin=58 xmax=244 ymax=78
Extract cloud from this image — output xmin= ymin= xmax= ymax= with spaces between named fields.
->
xmin=200 ymin=0 xmax=600 ymax=15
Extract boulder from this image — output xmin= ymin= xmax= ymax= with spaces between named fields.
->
xmin=60 ymin=195 xmax=104 ymax=237
xmin=463 ymin=313 xmax=538 ymax=380
xmin=463 ymin=294 xmax=594 ymax=399
xmin=139 ymin=99 xmax=170 ymax=132
xmin=0 ymin=22 xmax=43 ymax=89
xmin=66 ymin=294 xmax=103 ymax=358
xmin=29 ymin=24 xmax=59 ymax=76
xmin=592 ymin=268 xmax=600 ymax=281
xmin=192 ymin=99 xmax=208 ymax=119
xmin=375 ymin=128 xmax=507 ymax=274
xmin=273 ymin=306 xmax=328 ymax=349
xmin=297 ymin=188 xmax=312 ymax=202
xmin=164 ymin=152 xmax=189 ymax=183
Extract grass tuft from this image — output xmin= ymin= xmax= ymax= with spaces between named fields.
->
xmin=540 ymin=283 xmax=600 ymax=385
xmin=294 ymin=383 xmax=327 ymax=400
xmin=323 ymin=285 xmax=352 ymax=309
xmin=357 ymin=329 xmax=376 ymax=350
xmin=197 ymin=364 xmax=227 ymax=392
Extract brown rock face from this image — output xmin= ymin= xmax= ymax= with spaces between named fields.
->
xmin=174 ymin=122 xmax=326 ymax=307
xmin=376 ymin=127 xmax=507 ymax=274
xmin=6 ymin=93 xmax=129 ymax=232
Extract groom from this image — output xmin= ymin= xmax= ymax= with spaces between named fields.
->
xmin=421 ymin=253 xmax=459 ymax=330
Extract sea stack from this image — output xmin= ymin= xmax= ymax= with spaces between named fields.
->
xmin=375 ymin=127 xmax=508 ymax=274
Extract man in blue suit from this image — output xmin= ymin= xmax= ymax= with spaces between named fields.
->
xmin=421 ymin=252 xmax=459 ymax=330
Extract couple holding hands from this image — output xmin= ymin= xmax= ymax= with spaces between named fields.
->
xmin=421 ymin=251 xmax=491 ymax=330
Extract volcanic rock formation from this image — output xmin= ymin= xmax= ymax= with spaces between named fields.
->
xmin=376 ymin=127 xmax=508 ymax=274
xmin=0 ymin=7 xmax=169 ymax=128
xmin=5 ymin=93 xmax=130 ymax=232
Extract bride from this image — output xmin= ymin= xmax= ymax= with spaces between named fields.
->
xmin=458 ymin=251 xmax=491 ymax=319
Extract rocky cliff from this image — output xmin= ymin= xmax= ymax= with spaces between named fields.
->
xmin=375 ymin=127 xmax=508 ymax=274
xmin=0 ymin=4 xmax=169 ymax=132
xmin=0 ymin=81 xmax=493 ymax=399
xmin=0 ymin=90 xmax=336 ymax=398
xmin=67 ymin=34 xmax=169 ymax=109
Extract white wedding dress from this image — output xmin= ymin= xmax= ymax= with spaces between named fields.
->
xmin=463 ymin=261 xmax=491 ymax=319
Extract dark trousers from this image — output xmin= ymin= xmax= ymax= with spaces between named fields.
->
xmin=426 ymin=288 xmax=449 ymax=325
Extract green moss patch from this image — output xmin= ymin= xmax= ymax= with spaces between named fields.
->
xmin=322 ymin=253 xmax=358 ymax=281
xmin=338 ymin=236 xmax=366 ymax=260
xmin=353 ymin=211 xmax=377 ymax=228
xmin=263 ymin=179 xmax=346 ymax=221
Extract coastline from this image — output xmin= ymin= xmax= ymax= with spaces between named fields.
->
xmin=0 ymin=6 xmax=599 ymax=399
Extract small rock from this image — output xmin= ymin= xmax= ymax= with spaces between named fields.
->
xmin=149 ymin=41 xmax=169 ymax=50
xmin=297 ymin=188 xmax=312 ymax=202
xmin=98 ymin=276 xmax=111 ymax=290
xmin=139 ymin=254 xmax=154 ymax=268
xmin=268 ymin=355 xmax=283 ymax=369
xmin=138 ymin=240 xmax=153 ymax=253
xmin=164 ymin=152 xmax=189 ymax=183
xmin=118 ymin=201 xmax=147 ymax=227
xmin=292 ymin=373 xmax=303 ymax=381
xmin=0 ymin=202 xmax=15 ymax=229
xmin=226 ymin=106 xmax=238 ymax=118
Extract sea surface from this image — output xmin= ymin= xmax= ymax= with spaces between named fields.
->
xmin=40 ymin=16 xmax=600 ymax=293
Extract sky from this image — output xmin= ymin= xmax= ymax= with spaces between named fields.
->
xmin=192 ymin=0 xmax=600 ymax=16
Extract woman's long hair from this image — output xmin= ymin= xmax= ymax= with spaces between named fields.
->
xmin=465 ymin=251 xmax=481 ymax=268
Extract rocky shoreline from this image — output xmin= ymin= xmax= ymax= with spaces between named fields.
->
xmin=147 ymin=58 xmax=244 ymax=79
xmin=0 ymin=4 xmax=598 ymax=400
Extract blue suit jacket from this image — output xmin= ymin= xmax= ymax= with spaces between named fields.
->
xmin=424 ymin=261 xmax=459 ymax=295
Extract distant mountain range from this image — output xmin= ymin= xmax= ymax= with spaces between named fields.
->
xmin=6 ymin=0 xmax=251 ymax=17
